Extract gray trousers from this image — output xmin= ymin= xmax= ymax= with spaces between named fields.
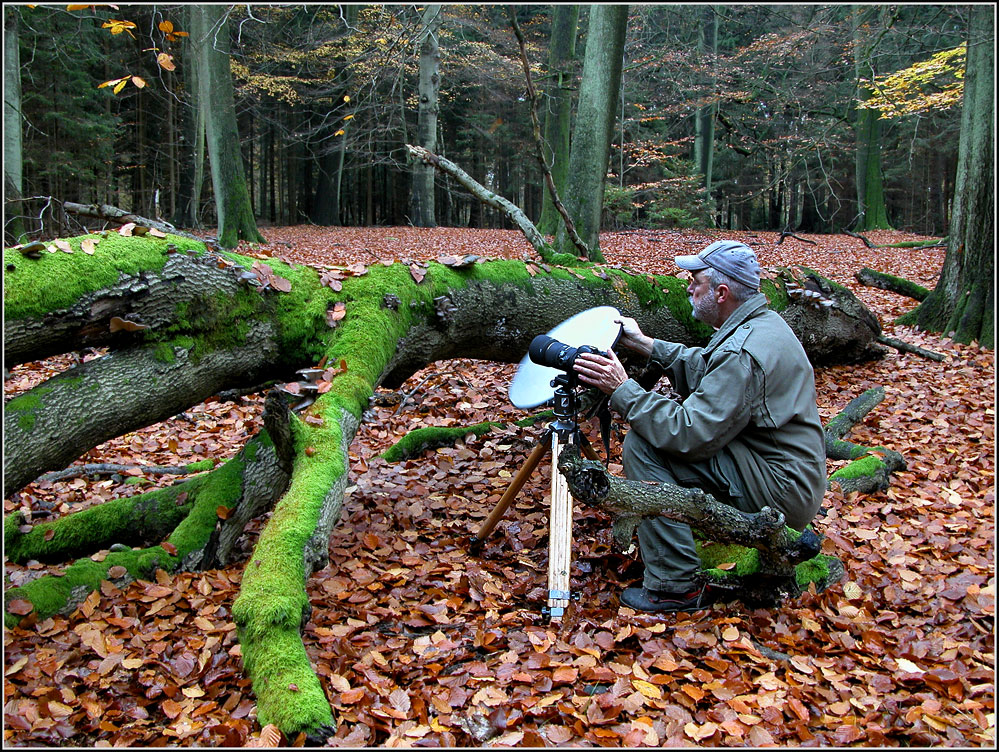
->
xmin=622 ymin=430 xmax=757 ymax=592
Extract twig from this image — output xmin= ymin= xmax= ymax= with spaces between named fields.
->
xmin=877 ymin=335 xmax=945 ymax=362
xmin=394 ymin=375 xmax=435 ymax=416
xmin=38 ymin=462 xmax=196 ymax=484
xmin=843 ymin=229 xmax=876 ymax=248
xmin=777 ymin=230 xmax=817 ymax=246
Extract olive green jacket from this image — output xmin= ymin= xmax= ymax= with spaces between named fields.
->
xmin=609 ymin=293 xmax=826 ymax=529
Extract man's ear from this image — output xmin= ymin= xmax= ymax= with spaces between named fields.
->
xmin=715 ymin=283 xmax=731 ymax=303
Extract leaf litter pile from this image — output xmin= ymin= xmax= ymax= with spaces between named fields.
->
xmin=3 ymin=227 xmax=994 ymax=747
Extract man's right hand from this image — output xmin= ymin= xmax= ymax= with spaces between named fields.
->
xmin=615 ymin=317 xmax=653 ymax=357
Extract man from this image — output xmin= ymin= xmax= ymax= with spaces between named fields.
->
xmin=573 ymin=240 xmax=826 ymax=613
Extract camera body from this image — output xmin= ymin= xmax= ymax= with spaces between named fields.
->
xmin=528 ymin=335 xmax=607 ymax=373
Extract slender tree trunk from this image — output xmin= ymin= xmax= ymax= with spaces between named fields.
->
xmin=3 ymin=6 xmax=26 ymax=243
xmin=852 ymin=5 xmax=893 ymax=231
xmin=410 ymin=5 xmax=442 ymax=227
xmin=694 ymin=5 xmax=718 ymax=193
xmin=191 ymin=5 xmax=265 ymax=247
xmin=537 ymin=4 xmax=579 ymax=235
xmin=903 ymin=6 xmax=994 ymax=347
xmin=554 ymin=5 xmax=629 ymax=261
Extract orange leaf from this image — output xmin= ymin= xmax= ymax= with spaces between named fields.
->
xmin=216 ymin=505 xmax=230 ymax=520
xmin=161 ymin=541 xmax=178 ymax=555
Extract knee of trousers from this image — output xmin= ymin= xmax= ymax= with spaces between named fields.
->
xmin=622 ymin=430 xmax=678 ymax=485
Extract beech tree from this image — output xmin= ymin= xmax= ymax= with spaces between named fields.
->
xmin=554 ymin=5 xmax=629 ymax=261
xmin=409 ymin=5 xmax=443 ymax=227
xmin=4 ymin=223 xmax=892 ymax=738
xmin=899 ymin=5 xmax=994 ymax=347
xmin=190 ymin=6 xmax=265 ymax=248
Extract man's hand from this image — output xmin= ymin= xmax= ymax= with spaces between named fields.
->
xmin=574 ymin=349 xmax=629 ymax=395
xmin=615 ymin=317 xmax=653 ymax=357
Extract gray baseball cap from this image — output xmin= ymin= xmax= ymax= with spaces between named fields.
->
xmin=675 ymin=240 xmax=761 ymax=291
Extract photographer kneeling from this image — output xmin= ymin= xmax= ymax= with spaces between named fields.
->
xmin=573 ymin=241 xmax=826 ymax=613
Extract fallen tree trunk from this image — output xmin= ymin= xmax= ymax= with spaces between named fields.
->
xmin=3 ymin=230 xmax=888 ymax=739
xmin=855 ymin=267 xmax=930 ymax=300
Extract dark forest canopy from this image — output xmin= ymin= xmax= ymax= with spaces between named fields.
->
xmin=5 ymin=4 xmax=971 ymax=242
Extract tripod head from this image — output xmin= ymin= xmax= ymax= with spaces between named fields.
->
xmin=550 ymin=373 xmax=581 ymax=436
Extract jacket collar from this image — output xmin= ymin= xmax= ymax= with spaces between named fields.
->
xmin=703 ymin=293 xmax=769 ymax=354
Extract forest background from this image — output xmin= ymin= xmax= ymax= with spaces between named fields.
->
xmin=3 ymin=3 xmax=977 ymax=241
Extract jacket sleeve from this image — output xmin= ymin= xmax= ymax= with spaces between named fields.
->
xmin=610 ymin=346 xmax=757 ymax=460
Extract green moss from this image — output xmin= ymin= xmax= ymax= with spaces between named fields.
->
xmin=4 ymin=442 xmax=260 ymax=628
xmin=761 ymin=278 xmax=791 ymax=312
xmin=696 ymin=541 xmax=760 ymax=577
xmin=6 ymin=387 xmax=53 ymax=431
xmin=184 ymin=459 xmax=216 ymax=473
xmin=4 ymin=233 xmax=206 ymax=321
xmin=381 ymin=422 xmax=501 ymax=462
xmin=795 ymin=554 xmax=834 ymax=588
xmin=829 ymin=453 xmax=887 ymax=482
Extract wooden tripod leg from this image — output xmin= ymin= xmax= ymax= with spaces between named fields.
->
xmin=577 ymin=432 xmax=602 ymax=462
xmin=473 ymin=430 xmax=551 ymax=543
xmin=547 ymin=430 xmax=574 ymax=620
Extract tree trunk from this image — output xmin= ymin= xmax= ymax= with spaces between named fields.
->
xmin=852 ymin=5 xmax=893 ymax=232
xmin=854 ymin=267 xmax=929 ymax=300
xmin=409 ymin=5 xmax=442 ymax=227
xmin=4 ymin=229 xmax=886 ymax=738
xmin=554 ymin=5 xmax=629 ymax=261
xmin=537 ymin=5 xmax=579 ymax=236
xmin=191 ymin=6 xmax=265 ymax=247
xmin=694 ymin=5 xmax=718 ymax=193
xmin=4 ymin=6 xmax=26 ymax=244
xmin=901 ymin=6 xmax=994 ymax=348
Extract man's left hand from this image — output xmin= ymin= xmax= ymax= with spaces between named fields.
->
xmin=574 ymin=350 xmax=628 ymax=395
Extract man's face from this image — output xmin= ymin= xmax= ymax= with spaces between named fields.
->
xmin=687 ymin=271 xmax=720 ymax=326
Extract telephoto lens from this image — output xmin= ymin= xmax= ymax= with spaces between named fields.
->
xmin=528 ymin=335 xmax=604 ymax=372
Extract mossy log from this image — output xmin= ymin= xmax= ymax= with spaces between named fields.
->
xmin=555 ymin=444 xmax=839 ymax=606
xmin=824 ymin=386 xmax=906 ymax=494
xmin=855 ymin=267 xmax=930 ymax=301
xmin=4 ymin=232 xmax=885 ymax=739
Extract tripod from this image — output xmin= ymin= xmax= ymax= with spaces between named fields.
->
xmin=472 ymin=374 xmax=601 ymax=620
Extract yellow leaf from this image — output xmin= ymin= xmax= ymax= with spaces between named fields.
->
xmin=343 ymin=114 xmax=354 ymax=121
xmin=343 ymin=95 xmax=350 ymax=103
xmin=131 ymin=76 xmax=146 ymax=89
xmin=113 ymin=79 xmax=127 ymax=95
xmin=121 ymin=657 xmax=144 ymax=669
xmin=335 ymin=129 xmax=345 ymax=136
xmin=99 ymin=77 xmax=124 ymax=89
xmin=158 ymin=20 xmax=175 ymax=33
xmin=632 ymin=679 xmax=662 ymax=699
xmin=67 ymin=5 xmax=91 ymax=11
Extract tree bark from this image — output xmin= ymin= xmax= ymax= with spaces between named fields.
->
xmin=554 ymin=5 xmax=629 ymax=261
xmin=537 ymin=5 xmax=579 ymax=236
xmin=4 ymin=6 xmax=26 ymax=244
xmin=4 ymin=230 xmax=887 ymax=737
xmin=409 ymin=5 xmax=442 ymax=227
xmin=509 ymin=7 xmax=589 ymax=259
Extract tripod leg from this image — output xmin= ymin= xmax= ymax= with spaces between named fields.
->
xmin=576 ymin=431 xmax=602 ymax=463
xmin=473 ymin=430 xmax=551 ymax=543
xmin=547 ymin=431 xmax=574 ymax=620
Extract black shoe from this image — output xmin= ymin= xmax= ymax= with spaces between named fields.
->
xmin=620 ymin=585 xmax=711 ymax=613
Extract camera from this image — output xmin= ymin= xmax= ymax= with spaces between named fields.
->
xmin=529 ymin=335 xmax=607 ymax=372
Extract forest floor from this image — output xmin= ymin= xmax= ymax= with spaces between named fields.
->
xmin=3 ymin=227 xmax=994 ymax=747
